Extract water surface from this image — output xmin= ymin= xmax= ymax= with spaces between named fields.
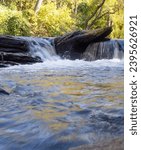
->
xmin=0 ymin=59 xmax=124 ymax=150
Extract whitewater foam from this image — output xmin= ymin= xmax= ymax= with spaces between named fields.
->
xmin=0 ymin=59 xmax=124 ymax=73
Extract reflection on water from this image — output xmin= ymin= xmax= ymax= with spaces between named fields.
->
xmin=0 ymin=59 xmax=124 ymax=150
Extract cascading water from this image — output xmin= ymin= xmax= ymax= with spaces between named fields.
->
xmin=17 ymin=37 xmax=124 ymax=62
xmin=20 ymin=37 xmax=60 ymax=61
xmin=113 ymin=39 xmax=124 ymax=59
xmin=82 ymin=39 xmax=124 ymax=61
xmin=0 ymin=37 xmax=124 ymax=150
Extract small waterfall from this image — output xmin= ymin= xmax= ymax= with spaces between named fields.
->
xmin=15 ymin=37 xmax=124 ymax=62
xmin=113 ymin=39 xmax=124 ymax=59
xmin=20 ymin=37 xmax=60 ymax=61
xmin=82 ymin=39 xmax=124 ymax=61
xmin=24 ymin=38 xmax=124 ymax=61
xmin=3 ymin=36 xmax=123 ymax=63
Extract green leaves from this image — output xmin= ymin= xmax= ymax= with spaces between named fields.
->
xmin=0 ymin=0 xmax=123 ymax=38
xmin=7 ymin=16 xmax=30 ymax=36
xmin=0 ymin=5 xmax=30 ymax=36
xmin=36 ymin=3 xmax=75 ymax=36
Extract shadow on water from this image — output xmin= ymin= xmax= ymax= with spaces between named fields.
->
xmin=0 ymin=59 xmax=124 ymax=150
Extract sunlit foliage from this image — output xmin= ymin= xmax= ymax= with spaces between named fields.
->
xmin=0 ymin=0 xmax=124 ymax=38
xmin=0 ymin=5 xmax=30 ymax=35
xmin=36 ymin=3 xmax=75 ymax=36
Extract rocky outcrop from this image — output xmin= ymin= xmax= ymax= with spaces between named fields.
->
xmin=0 ymin=36 xmax=42 ymax=66
xmin=0 ymin=53 xmax=41 ymax=64
xmin=0 ymin=35 xmax=29 ymax=52
xmin=0 ymin=27 xmax=113 ymax=67
xmin=54 ymin=27 xmax=112 ymax=59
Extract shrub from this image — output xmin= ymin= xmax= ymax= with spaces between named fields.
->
xmin=36 ymin=3 xmax=76 ymax=36
xmin=0 ymin=5 xmax=30 ymax=36
xmin=0 ymin=5 xmax=9 ymax=34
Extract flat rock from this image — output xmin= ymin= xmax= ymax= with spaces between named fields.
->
xmin=0 ymin=53 xmax=42 ymax=64
xmin=0 ymin=35 xmax=29 ymax=51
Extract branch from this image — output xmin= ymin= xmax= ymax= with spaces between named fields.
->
xmin=86 ymin=7 xmax=103 ymax=29
xmin=85 ymin=0 xmax=106 ymax=28
xmin=87 ymin=9 xmax=118 ymax=29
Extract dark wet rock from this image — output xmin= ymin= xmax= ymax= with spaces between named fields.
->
xmin=0 ymin=47 xmax=28 ymax=53
xmin=0 ymin=87 xmax=10 ymax=95
xmin=0 ymin=63 xmax=9 ymax=68
xmin=0 ymin=53 xmax=42 ymax=64
xmin=54 ymin=27 xmax=112 ymax=59
xmin=0 ymin=35 xmax=29 ymax=51
xmin=0 ymin=61 xmax=20 ymax=67
xmin=0 ymin=35 xmax=42 ymax=66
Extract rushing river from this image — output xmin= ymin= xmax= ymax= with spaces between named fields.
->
xmin=0 ymin=58 xmax=124 ymax=150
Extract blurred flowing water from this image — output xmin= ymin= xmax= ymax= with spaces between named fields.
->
xmin=0 ymin=58 xmax=124 ymax=150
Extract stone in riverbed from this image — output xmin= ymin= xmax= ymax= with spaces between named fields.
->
xmin=0 ymin=35 xmax=29 ymax=52
xmin=0 ymin=87 xmax=10 ymax=95
xmin=0 ymin=35 xmax=42 ymax=66
xmin=0 ymin=53 xmax=42 ymax=64
xmin=54 ymin=27 xmax=112 ymax=59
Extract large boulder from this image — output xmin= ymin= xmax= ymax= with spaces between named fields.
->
xmin=54 ymin=27 xmax=112 ymax=59
xmin=0 ymin=35 xmax=42 ymax=66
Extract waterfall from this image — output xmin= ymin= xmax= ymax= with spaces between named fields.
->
xmin=0 ymin=33 xmax=125 ymax=69
xmin=20 ymin=37 xmax=60 ymax=61
xmin=11 ymin=37 xmax=124 ymax=62
xmin=82 ymin=39 xmax=124 ymax=61
xmin=24 ymin=38 xmax=124 ymax=61
xmin=0 ymin=27 xmax=124 ymax=68
xmin=19 ymin=38 xmax=124 ymax=62
xmin=113 ymin=39 xmax=124 ymax=59
xmin=0 ymin=36 xmax=123 ymax=64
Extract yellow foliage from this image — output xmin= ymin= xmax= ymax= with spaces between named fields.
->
xmin=0 ymin=0 xmax=124 ymax=38
xmin=36 ymin=3 xmax=76 ymax=36
xmin=0 ymin=5 xmax=30 ymax=35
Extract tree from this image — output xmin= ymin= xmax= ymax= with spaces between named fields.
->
xmin=34 ymin=0 xmax=43 ymax=13
xmin=84 ymin=0 xmax=118 ymax=30
xmin=0 ymin=0 xmax=123 ymax=38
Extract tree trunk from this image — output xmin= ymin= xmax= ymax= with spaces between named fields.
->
xmin=34 ymin=0 xmax=43 ymax=14
xmin=74 ymin=0 xmax=78 ymax=15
